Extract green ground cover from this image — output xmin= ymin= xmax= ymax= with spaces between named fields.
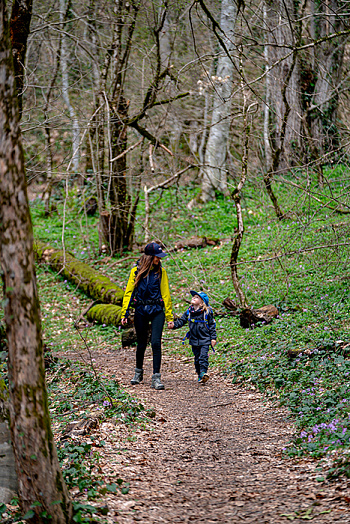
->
xmin=2 ymin=168 xmax=349 ymax=520
xmin=28 ymin=169 xmax=350 ymax=475
xmin=2 ymin=166 xmax=350 ymax=519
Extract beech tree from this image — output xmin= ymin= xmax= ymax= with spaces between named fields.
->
xmin=0 ymin=0 xmax=72 ymax=520
xmin=200 ymin=0 xmax=237 ymax=202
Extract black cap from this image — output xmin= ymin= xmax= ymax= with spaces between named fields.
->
xmin=144 ymin=242 xmax=168 ymax=258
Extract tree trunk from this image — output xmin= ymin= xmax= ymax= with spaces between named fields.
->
xmin=0 ymin=406 xmax=18 ymax=504
xmin=265 ymin=0 xmax=303 ymax=169
xmin=9 ymin=0 xmax=33 ymax=114
xmin=0 ymin=2 xmax=72 ymax=520
xmin=230 ymin=74 xmax=249 ymax=308
xmin=87 ymin=0 xmax=106 ymax=252
xmin=60 ymin=0 xmax=80 ymax=173
xmin=201 ymin=0 xmax=237 ymax=202
xmin=309 ymin=0 xmax=346 ymax=163
xmin=108 ymin=91 xmax=137 ymax=254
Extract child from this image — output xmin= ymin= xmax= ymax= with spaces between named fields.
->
xmin=168 ymin=290 xmax=216 ymax=383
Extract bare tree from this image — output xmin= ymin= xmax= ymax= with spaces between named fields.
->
xmin=60 ymin=0 xmax=80 ymax=172
xmin=0 ymin=0 xmax=72 ymax=520
xmin=9 ymin=0 xmax=33 ymax=113
xmin=201 ymin=0 xmax=237 ymax=202
xmin=262 ymin=0 xmax=305 ymax=218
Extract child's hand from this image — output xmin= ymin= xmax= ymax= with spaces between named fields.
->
xmin=168 ymin=321 xmax=174 ymax=329
xmin=211 ymin=340 xmax=217 ymax=347
xmin=121 ymin=318 xmax=128 ymax=326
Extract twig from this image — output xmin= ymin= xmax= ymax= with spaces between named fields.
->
xmin=236 ymin=241 xmax=350 ymax=266
xmin=159 ymin=143 xmax=174 ymax=156
xmin=149 ymin=143 xmax=155 ymax=172
xmin=109 ymin=138 xmax=143 ymax=163
xmin=105 ymin=255 xmax=134 ymax=270
xmin=51 ymin=400 xmax=100 ymax=418
xmin=207 ymin=399 xmax=238 ymax=409
xmin=73 ymin=323 xmax=114 ymax=406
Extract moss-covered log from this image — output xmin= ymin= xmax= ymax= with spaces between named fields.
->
xmin=34 ymin=240 xmax=124 ymax=305
xmin=86 ymin=304 xmax=123 ymax=326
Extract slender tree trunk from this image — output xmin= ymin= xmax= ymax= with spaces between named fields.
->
xmin=60 ymin=0 xmax=80 ymax=172
xmin=108 ymin=91 xmax=131 ymax=254
xmin=230 ymin=71 xmax=249 ymax=308
xmin=0 ymin=2 xmax=72 ymax=520
xmin=263 ymin=3 xmax=272 ymax=170
xmin=87 ymin=0 xmax=106 ymax=251
xmin=201 ymin=0 xmax=237 ymax=202
xmin=263 ymin=0 xmax=305 ymax=218
xmin=265 ymin=0 xmax=303 ymax=169
xmin=309 ymin=0 xmax=346 ymax=167
xmin=43 ymin=122 xmax=54 ymax=215
xmin=9 ymin=0 xmax=33 ymax=114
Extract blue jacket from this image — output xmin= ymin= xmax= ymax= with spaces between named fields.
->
xmin=173 ymin=306 xmax=217 ymax=346
xmin=121 ymin=265 xmax=173 ymax=320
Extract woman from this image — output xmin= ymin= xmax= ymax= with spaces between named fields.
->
xmin=121 ymin=242 xmax=173 ymax=390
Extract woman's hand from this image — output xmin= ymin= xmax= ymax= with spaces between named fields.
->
xmin=211 ymin=339 xmax=216 ymax=347
xmin=121 ymin=318 xmax=128 ymax=326
xmin=168 ymin=321 xmax=174 ymax=329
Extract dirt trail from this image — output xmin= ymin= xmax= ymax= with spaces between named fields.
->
xmin=83 ymin=346 xmax=350 ymax=523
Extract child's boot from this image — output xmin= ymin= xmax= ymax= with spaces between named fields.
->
xmin=151 ymin=373 xmax=164 ymax=390
xmin=131 ymin=368 xmax=143 ymax=385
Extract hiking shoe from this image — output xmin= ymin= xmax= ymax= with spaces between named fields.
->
xmin=199 ymin=372 xmax=209 ymax=384
xmin=131 ymin=368 xmax=143 ymax=385
xmin=151 ymin=373 xmax=164 ymax=390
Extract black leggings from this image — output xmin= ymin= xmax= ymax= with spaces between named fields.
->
xmin=134 ymin=309 xmax=165 ymax=374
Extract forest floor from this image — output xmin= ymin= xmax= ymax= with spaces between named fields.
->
xmin=63 ymin=342 xmax=350 ymax=524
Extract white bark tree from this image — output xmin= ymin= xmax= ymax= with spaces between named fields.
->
xmin=60 ymin=0 xmax=80 ymax=173
xmin=201 ymin=0 xmax=237 ymax=202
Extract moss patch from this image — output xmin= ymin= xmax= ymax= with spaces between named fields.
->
xmin=86 ymin=304 xmax=123 ymax=326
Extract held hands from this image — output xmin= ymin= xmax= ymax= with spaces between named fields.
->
xmin=168 ymin=321 xmax=174 ymax=329
xmin=121 ymin=318 xmax=128 ymax=326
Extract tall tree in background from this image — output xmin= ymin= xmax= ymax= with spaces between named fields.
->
xmin=0 ymin=0 xmax=72 ymax=520
xmin=60 ymin=0 xmax=80 ymax=173
xmin=9 ymin=0 xmax=33 ymax=114
xmin=263 ymin=0 xmax=304 ymax=218
xmin=201 ymin=0 xmax=237 ymax=202
xmin=308 ymin=0 xmax=347 ymax=167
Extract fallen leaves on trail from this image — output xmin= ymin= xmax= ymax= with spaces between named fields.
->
xmin=54 ymin=343 xmax=350 ymax=523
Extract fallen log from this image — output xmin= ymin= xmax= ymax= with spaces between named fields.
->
xmin=240 ymin=305 xmax=279 ymax=329
xmin=174 ymin=235 xmax=219 ymax=250
xmin=86 ymin=304 xmax=123 ymax=327
xmin=121 ymin=326 xmax=138 ymax=348
xmin=222 ymin=298 xmax=239 ymax=315
xmin=34 ymin=240 xmax=124 ymax=305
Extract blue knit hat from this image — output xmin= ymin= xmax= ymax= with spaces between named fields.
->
xmin=190 ymin=290 xmax=210 ymax=306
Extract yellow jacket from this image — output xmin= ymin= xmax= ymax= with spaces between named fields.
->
xmin=121 ymin=266 xmax=173 ymax=322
